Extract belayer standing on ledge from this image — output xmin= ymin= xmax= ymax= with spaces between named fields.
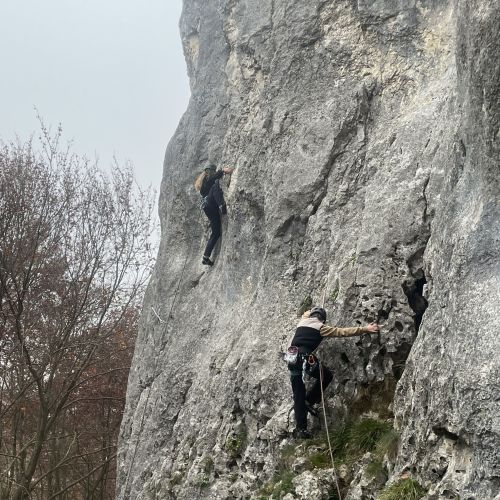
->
xmin=194 ymin=164 xmax=234 ymax=266
xmin=287 ymin=306 xmax=379 ymax=439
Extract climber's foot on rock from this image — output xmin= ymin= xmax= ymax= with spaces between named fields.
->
xmin=202 ymin=256 xmax=214 ymax=266
xmin=292 ymin=428 xmax=312 ymax=439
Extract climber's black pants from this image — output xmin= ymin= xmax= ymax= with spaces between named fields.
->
xmin=203 ymin=205 xmax=221 ymax=258
xmin=290 ymin=362 xmax=333 ymax=430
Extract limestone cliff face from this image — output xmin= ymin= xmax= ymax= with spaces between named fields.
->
xmin=117 ymin=1 xmax=500 ymax=499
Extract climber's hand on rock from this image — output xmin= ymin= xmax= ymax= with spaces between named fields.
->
xmin=223 ymin=167 xmax=234 ymax=175
xmin=366 ymin=322 xmax=379 ymax=333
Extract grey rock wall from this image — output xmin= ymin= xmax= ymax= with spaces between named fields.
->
xmin=117 ymin=1 xmax=500 ymax=498
xmin=394 ymin=1 xmax=500 ymax=498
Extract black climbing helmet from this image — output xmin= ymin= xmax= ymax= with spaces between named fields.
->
xmin=310 ymin=306 xmax=327 ymax=322
xmin=204 ymin=164 xmax=216 ymax=172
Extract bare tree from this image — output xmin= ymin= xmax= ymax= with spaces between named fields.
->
xmin=0 ymin=124 xmax=155 ymax=499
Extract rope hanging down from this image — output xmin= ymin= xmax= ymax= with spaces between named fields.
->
xmin=319 ymin=361 xmax=343 ymax=500
xmin=307 ymin=283 xmax=341 ymax=498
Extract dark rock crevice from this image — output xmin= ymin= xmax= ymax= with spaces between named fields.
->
xmin=432 ymin=426 xmax=460 ymax=442
xmin=403 ymin=275 xmax=428 ymax=334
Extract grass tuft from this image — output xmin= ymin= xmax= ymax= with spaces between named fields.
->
xmin=365 ymin=458 xmax=385 ymax=479
xmin=349 ymin=418 xmax=392 ymax=454
xmin=306 ymin=419 xmax=354 ymax=463
xmin=378 ymin=478 xmax=426 ymax=500
xmin=259 ymin=418 xmax=399 ymax=498
xmin=280 ymin=444 xmax=296 ymax=461
xmin=374 ymin=428 xmax=399 ymax=461
xmin=225 ymin=427 xmax=248 ymax=459
xmin=196 ymin=473 xmax=210 ymax=489
xmin=307 ymin=450 xmax=330 ymax=469
xmin=330 ymin=287 xmax=340 ymax=303
xmin=258 ymin=470 xmax=295 ymax=499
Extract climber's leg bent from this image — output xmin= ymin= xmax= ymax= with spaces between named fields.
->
xmin=306 ymin=363 xmax=333 ymax=406
xmin=203 ymin=206 xmax=221 ymax=261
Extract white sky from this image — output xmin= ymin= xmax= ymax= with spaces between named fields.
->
xmin=0 ymin=0 xmax=190 ymax=190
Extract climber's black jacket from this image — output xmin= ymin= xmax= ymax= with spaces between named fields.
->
xmin=291 ymin=324 xmax=323 ymax=354
xmin=200 ymin=170 xmax=226 ymax=212
xmin=291 ymin=311 xmax=371 ymax=354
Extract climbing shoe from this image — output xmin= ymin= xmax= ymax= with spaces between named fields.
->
xmin=292 ymin=428 xmax=312 ymax=440
xmin=202 ymin=256 xmax=214 ymax=266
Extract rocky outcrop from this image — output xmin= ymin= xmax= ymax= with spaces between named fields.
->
xmin=117 ymin=1 xmax=500 ymax=499
xmin=393 ymin=2 xmax=500 ymax=498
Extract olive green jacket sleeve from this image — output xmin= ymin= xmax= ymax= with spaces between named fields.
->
xmin=319 ymin=324 xmax=370 ymax=338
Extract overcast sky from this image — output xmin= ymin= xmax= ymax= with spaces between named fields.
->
xmin=0 ymin=0 xmax=190 ymax=191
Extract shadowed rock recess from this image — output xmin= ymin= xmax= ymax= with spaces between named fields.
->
xmin=117 ymin=1 xmax=499 ymax=499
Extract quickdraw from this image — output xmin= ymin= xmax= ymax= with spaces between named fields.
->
xmin=302 ymin=353 xmax=318 ymax=382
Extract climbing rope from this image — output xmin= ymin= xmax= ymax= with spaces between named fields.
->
xmin=122 ymin=251 xmax=190 ymax=498
xmin=319 ymin=361 xmax=343 ymax=500
xmin=301 ymin=285 xmax=343 ymax=498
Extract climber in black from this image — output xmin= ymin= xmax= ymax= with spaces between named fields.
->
xmin=288 ymin=306 xmax=379 ymax=439
xmin=194 ymin=164 xmax=234 ymax=266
